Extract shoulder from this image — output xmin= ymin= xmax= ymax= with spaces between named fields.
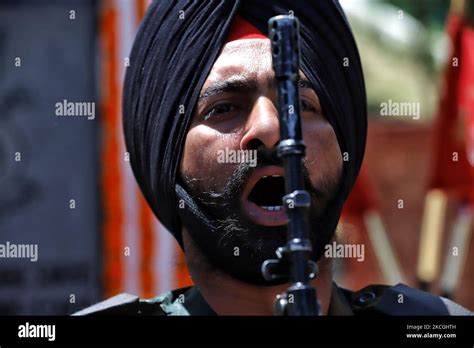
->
xmin=72 ymin=287 xmax=192 ymax=316
xmin=340 ymin=283 xmax=473 ymax=316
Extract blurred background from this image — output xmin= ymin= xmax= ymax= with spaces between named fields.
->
xmin=0 ymin=0 xmax=472 ymax=314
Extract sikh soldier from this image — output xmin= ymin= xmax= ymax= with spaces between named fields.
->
xmin=76 ymin=0 xmax=472 ymax=316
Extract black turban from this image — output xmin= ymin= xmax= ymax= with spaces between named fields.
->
xmin=123 ymin=0 xmax=367 ymax=264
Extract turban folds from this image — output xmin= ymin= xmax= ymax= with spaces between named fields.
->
xmin=123 ymin=1 xmax=367 ymax=250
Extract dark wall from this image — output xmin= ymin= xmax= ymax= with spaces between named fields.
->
xmin=0 ymin=0 xmax=101 ymax=314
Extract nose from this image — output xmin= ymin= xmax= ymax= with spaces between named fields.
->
xmin=240 ymin=97 xmax=280 ymax=151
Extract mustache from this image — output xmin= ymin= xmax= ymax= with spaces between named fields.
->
xmin=205 ymin=148 xmax=323 ymax=207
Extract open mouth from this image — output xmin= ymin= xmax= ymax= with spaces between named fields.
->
xmin=241 ymin=166 xmax=288 ymax=226
xmin=248 ymin=175 xmax=285 ymax=211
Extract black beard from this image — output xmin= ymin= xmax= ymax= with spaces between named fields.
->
xmin=180 ymin=149 xmax=341 ymax=285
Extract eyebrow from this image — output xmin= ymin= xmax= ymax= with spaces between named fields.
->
xmin=198 ymin=76 xmax=314 ymax=103
xmin=199 ymin=77 xmax=258 ymax=102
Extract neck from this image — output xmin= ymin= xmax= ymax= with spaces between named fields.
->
xmin=182 ymin=227 xmax=333 ymax=315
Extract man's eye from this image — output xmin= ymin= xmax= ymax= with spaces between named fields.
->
xmin=301 ymin=99 xmax=318 ymax=113
xmin=203 ymin=104 xmax=238 ymax=121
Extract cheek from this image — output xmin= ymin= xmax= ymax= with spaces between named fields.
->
xmin=303 ymin=120 xmax=342 ymax=184
xmin=181 ymin=125 xmax=241 ymax=186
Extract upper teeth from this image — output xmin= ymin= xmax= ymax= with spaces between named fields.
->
xmin=261 ymin=206 xmax=283 ymax=211
xmin=262 ymin=175 xmax=281 ymax=178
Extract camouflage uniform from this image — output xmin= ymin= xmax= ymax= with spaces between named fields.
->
xmin=74 ymin=283 xmax=472 ymax=316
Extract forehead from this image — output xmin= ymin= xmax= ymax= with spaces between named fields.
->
xmin=204 ymin=39 xmax=273 ymax=86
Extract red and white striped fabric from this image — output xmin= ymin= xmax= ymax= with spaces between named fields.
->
xmin=99 ymin=0 xmax=191 ymax=299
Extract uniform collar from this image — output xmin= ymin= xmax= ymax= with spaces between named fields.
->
xmin=327 ymin=282 xmax=354 ymax=315
xmin=179 ymin=282 xmax=353 ymax=316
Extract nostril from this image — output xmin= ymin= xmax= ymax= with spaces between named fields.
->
xmin=245 ymin=138 xmax=263 ymax=151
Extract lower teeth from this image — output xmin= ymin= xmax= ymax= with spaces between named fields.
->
xmin=261 ymin=206 xmax=283 ymax=211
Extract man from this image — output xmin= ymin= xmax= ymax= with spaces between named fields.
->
xmin=76 ymin=0 xmax=471 ymax=316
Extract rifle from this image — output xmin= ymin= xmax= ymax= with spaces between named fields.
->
xmin=261 ymin=15 xmax=320 ymax=316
